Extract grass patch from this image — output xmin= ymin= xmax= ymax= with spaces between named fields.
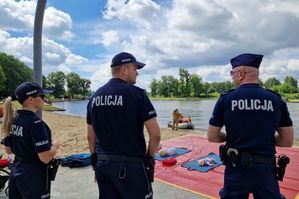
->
xmin=0 ymin=101 xmax=63 ymax=111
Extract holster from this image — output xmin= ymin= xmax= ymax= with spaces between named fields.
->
xmin=90 ymin=153 xmax=97 ymax=170
xmin=276 ymin=154 xmax=290 ymax=181
xmin=219 ymin=145 xmax=228 ymax=165
xmin=145 ymin=156 xmax=155 ymax=183
xmin=48 ymin=158 xmax=61 ymax=181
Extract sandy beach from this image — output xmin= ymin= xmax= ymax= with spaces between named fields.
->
xmin=42 ymin=111 xmax=204 ymax=157
xmin=1 ymin=111 xmax=297 ymax=157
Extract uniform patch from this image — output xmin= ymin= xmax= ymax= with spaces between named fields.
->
xmin=148 ymin=110 xmax=156 ymax=116
xmin=11 ymin=124 xmax=23 ymax=137
xmin=231 ymin=99 xmax=274 ymax=111
xmin=92 ymin=95 xmax=123 ymax=107
xmin=36 ymin=140 xmax=49 ymax=147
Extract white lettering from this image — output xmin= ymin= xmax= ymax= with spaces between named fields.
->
xmin=254 ymin=99 xmax=260 ymax=109
xmin=117 ymin=96 xmax=123 ymax=105
xmin=41 ymin=193 xmax=50 ymax=199
xmin=26 ymin=90 xmax=37 ymax=95
xmin=11 ymin=125 xmax=23 ymax=137
xmin=36 ymin=140 xmax=49 ymax=147
xmin=92 ymin=97 xmax=96 ymax=108
xmin=231 ymin=100 xmax=238 ymax=111
xmin=92 ymin=95 xmax=123 ymax=107
xmin=231 ymin=99 xmax=274 ymax=112
xmin=121 ymin=58 xmax=131 ymax=62
xmin=268 ymin=101 xmax=274 ymax=111
xmin=239 ymin=100 xmax=244 ymax=109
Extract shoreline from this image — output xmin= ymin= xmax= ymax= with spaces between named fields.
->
xmin=42 ymin=111 xmax=299 ymax=156
xmin=43 ymin=111 xmax=204 ymax=157
xmin=1 ymin=111 xmax=298 ymax=157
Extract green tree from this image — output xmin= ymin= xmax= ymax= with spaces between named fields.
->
xmin=178 ymin=68 xmax=190 ymax=97
xmin=189 ymin=74 xmax=203 ymax=97
xmin=223 ymin=81 xmax=234 ymax=91
xmin=258 ymin=78 xmax=263 ymax=86
xmin=150 ymin=79 xmax=159 ymax=97
xmin=42 ymin=75 xmax=48 ymax=89
xmin=47 ymin=71 xmax=66 ymax=98
xmin=0 ymin=52 xmax=32 ymax=98
xmin=79 ymin=78 xmax=91 ymax=98
xmin=202 ymin=82 xmax=211 ymax=94
xmin=157 ymin=75 xmax=178 ymax=97
xmin=66 ymin=72 xmax=81 ymax=98
xmin=264 ymin=77 xmax=280 ymax=90
xmin=0 ymin=65 xmax=6 ymax=91
xmin=283 ymin=76 xmax=298 ymax=93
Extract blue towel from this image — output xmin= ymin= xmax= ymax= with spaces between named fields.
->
xmin=155 ymin=147 xmax=192 ymax=160
xmin=181 ymin=152 xmax=222 ymax=172
xmin=61 ymin=153 xmax=91 ymax=168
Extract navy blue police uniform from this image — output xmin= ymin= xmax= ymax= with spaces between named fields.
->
xmin=209 ymin=54 xmax=293 ymax=199
xmin=4 ymin=110 xmax=52 ymax=199
xmin=87 ymin=78 xmax=157 ymax=199
xmin=2 ymin=82 xmax=53 ymax=199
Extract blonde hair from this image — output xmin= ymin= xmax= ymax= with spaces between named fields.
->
xmin=0 ymin=97 xmax=14 ymax=138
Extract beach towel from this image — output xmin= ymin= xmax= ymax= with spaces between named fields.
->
xmin=181 ymin=152 xmax=222 ymax=172
xmin=155 ymin=147 xmax=192 ymax=161
xmin=61 ymin=153 xmax=91 ymax=168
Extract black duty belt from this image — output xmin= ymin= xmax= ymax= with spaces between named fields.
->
xmin=223 ymin=147 xmax=276 ymax=168
xmin=249 ymin=154 xmax=275 ymax=164
xmin=96 ymin=154 xmax=144 ymax=163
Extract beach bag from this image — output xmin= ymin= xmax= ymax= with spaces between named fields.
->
xmin=61 ymin=153 xmax=91 ymax=168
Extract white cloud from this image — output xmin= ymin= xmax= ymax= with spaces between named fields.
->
xmin=89 ymin=62 xmax=111 ymax=90
xmin=0 ymin=0 xmax=35 ymax=31
xmin=65 ymin=54 xmax=87 ymax=65
xmin=0 ymin=30 xmax=87 ymax=77
xmin=43 ymin=7 xmax=74 ymax=40
xmin=1 ymin=0 xmax=299 ymax=92
xmin=0 ymin=0 xmax=73 ymax=40
xmin=100 ymin=30 xmax=120 ymax=47
xmin=103 ymin=0 xmax=161 ymax=28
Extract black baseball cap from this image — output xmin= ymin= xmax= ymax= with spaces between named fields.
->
xmin=15 ymin=82 xmax=52 ymax=102
xmin=110 ymin=52 xmax=145 ymax=69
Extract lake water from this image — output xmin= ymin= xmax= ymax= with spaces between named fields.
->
xmin=52 ymin=99 xmax=299 ymax=139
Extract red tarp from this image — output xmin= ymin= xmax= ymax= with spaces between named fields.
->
xmin=154 ymin=135 xmax=299 ymax=199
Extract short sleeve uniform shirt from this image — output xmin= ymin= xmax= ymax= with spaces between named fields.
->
xmin=87 ymin=78 xmax=157 ymax=158
xmin=4 ymin=110 xmax=52 ymax=162
xmin=209 ymin=83 xmax=292 ymax=156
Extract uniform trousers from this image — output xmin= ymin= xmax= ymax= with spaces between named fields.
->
xmin=9 ymin=161 xmax=50 ymax=199
xmin=95 ymin=160 xmax=152 ymax=199
xmin=220 ymin=164 xmax=282 ymax=199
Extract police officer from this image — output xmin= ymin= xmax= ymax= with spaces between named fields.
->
xmin=87 ymin=52 xmax=161 ymax=199
xmin=0 ymin=82 xmax=59 ymax=199
xmin=207 ymin=53 xmax=294 ymax=199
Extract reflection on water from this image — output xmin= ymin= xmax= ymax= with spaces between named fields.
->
xmin=52 ymin=99 xmax=299 ymax=138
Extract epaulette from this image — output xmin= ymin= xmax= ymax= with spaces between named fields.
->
xmin=266 ymin=89 xmax=281 ymax=97
xmin=220 ymin=89 xmax=234 ymax=97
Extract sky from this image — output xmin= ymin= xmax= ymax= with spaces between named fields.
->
xmin=1 ymin=0 xmax=299 ymax=91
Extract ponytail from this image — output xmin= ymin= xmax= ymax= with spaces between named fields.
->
xmin=0 ymin=96 xmax=15 ymax=138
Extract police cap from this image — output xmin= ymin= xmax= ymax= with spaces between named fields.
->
xmin=230 ymin=53 xmax=263 ymax=69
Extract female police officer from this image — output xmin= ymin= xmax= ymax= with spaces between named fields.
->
xmin=0 ymin=82 xmax=59 ymax=199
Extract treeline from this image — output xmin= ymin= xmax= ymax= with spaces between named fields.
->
xmin=0 ymin=52 xmax=91 ymax=99
xmin=149 ymin=68 xmax=299 ymax=98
